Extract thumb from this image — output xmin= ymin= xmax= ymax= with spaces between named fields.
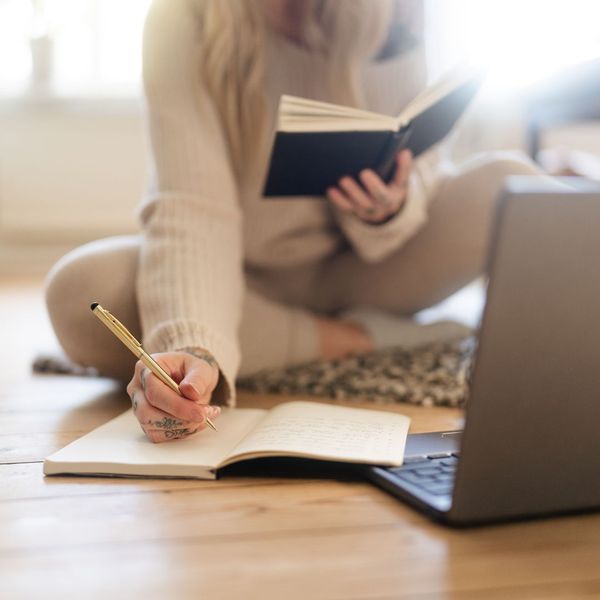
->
xmin=179 ymin=363 xmax=216 ymax=405
xmin=179 ymin=380 xmax=205 ymax=404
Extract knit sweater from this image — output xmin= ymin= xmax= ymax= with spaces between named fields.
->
xmin=137 ymin=0 xmax=445 ymax=405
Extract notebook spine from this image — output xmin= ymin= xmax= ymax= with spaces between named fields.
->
xmin=375 ymin=125 xmax=413 ymax=182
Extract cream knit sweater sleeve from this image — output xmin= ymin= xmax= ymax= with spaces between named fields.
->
xmin=136 ymin=0 xmax=243 ymax=405
xmin=333 ymin=145 xmax=447 ymax=264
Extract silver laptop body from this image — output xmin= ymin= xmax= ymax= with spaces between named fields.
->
xmin=368 ymin=178 xmax=600 ymax=526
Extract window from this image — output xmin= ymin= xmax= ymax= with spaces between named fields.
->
xmin=426 ymin=0 xmax=600 ymax=88
xmin=2 ymin=0 xmax=600 ymax=98
xmin=0 ymin=0 xmax=151 ymax=97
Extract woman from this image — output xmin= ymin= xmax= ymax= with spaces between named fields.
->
xmin=46 ymin=0 xmax=539 ymax=442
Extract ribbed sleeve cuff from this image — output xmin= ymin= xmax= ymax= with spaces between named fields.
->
xmin=336 ymin=178 xmax=429 ymax=264
xmin=144 ymin=320 xmax=241 ymax=407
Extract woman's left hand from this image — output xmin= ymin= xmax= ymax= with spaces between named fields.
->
xmin=326 ymin=149 xmax=413 ymax=224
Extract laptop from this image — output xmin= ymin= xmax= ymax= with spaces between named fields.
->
xmin=366 ymin=178 xmax=600 ymax=526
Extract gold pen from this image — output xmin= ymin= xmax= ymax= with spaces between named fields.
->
xmin=90 ymin=302 xmax=217 ymax=432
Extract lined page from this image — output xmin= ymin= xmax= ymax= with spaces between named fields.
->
xmin=226 ymin=402 xmax=410 ymax=466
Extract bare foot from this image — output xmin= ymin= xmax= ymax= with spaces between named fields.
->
xmin=315 ymin=316 xmax=374 ymax=361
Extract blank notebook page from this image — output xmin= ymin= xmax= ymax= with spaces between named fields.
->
xmin=45 ymin=408 xmax=266 ymax=471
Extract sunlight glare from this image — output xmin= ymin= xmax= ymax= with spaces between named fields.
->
xmin=429 ymin=0 xmax=600 ymax=89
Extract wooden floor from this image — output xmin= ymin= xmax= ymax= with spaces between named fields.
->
xmin=2 ymin=277 xmax=600 ymax=599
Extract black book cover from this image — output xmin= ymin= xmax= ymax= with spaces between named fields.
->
xmin=264 ymin=130 xmax=395 ymax=197
xmin=403 ymin=76 xmax=481 ymax=158
xmin=263 ymin=75 xmax=481 ymax=198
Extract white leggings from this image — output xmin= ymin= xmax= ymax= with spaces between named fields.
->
xmin=45 ymin=152 xmax=540 ymax=382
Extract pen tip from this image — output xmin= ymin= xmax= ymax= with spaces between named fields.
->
xmin=90 ymin=302 xmax=99 ymax=311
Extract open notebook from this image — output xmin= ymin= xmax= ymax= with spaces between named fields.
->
xmin=44 ymin=401 xmax=411 ymax=480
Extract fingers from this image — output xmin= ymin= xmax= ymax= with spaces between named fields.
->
xmin=143 ymin=404 xmax=220 ymax=443
xmin=392 ymin=149 xmax=412 ymax=191
xmin=177 ymin=351 xmax=220 ymax=405
xmin=129 ymin=379 xmax=222 ymax=444
xmin=359 ymin=168 xmax=389 ymax=199
xmin=145 ymin=426 xmax=200 ymax=444
xmin=325 ymin=149 xmax=413 ymax=224
xmin=127 ymin=382 xmax=201 ymax=440
xmin=127 ymin=355 xmax=222 ymax=444
xmin=132 ymin=389 xmax=206 ymax=442
xmin=142 ymin=367 xmax=212 ymax=422
xmin=326 ymin=160 xmax=411 ymax=223
xmin=338 ymin=176 xmax=374 ymax=210
xmin=327 ymin=177 xmax=386 ymax=223
xmin=326 ymin=185 xmax=354 ymax=213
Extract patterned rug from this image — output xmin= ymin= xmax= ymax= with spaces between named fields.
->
xmin=237 ymin=337 xmax=476 ymax=408
xmin=33 ymin=337 xmax=476 ymax=408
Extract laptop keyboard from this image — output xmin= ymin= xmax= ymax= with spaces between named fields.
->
xmin=387 ymin=453 xmax=460 ymax=497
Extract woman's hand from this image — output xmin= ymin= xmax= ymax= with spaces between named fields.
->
xmin=126 ymin=348 xmax=221 ymax=443
xmin=326 ymin=150 xmax=413 ymax=224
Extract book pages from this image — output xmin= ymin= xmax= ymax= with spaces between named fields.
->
xmin=44 ymin=408 xmax=266 ymax=478
xmin=224 ymin=401 xmax=410 ymax=466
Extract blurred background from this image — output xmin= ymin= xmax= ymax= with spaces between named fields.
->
xmin=1 ymin=0 xmax=600 ymax=276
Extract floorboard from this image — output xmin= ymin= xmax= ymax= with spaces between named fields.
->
xmin=1 ymin=277 xmax=599 ymax=599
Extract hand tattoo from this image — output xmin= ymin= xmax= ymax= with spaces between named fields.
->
xmin=178 ymin=347 xmax=218 ymax=369
xmin=140 ymin=368 xmax=149 ymax=392
xmin=164 ymin=428 xmax=193 ymax=439
xmin=152 ymin=416 xmax=184 ymax=430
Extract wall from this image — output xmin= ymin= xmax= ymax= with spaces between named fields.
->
xmin=0 ymin=96 xmax=146 ymax=276
xmin=2 ymin=92 xmax=599 ymax=278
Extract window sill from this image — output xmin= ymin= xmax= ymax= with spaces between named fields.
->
xmin=0 ymin=81 xmax=144 ymax=115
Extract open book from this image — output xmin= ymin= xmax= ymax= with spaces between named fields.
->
xmin=263 ymin=69 xmax=483 ymax=196
xmin=44 ymin=401 xmax=411 ymax=480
